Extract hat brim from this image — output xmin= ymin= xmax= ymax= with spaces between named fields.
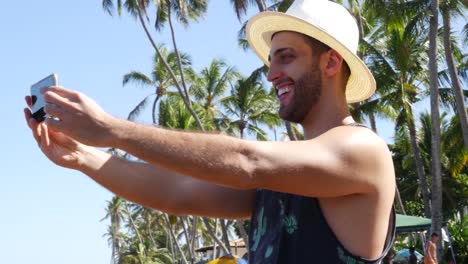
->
xmin=246 ymin=11 xmax=375 ymax=103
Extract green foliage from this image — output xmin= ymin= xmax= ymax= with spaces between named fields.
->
xmin=101 ymin=0 xmax=468 ymax=263
xmin=393 ymin=111 xmax=468 ymax=218
xmin=446 ymin=213 xmax=468 ymax=263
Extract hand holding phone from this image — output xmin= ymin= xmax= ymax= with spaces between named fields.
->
xmin=30 ymin=73 xmax=58 ymax=122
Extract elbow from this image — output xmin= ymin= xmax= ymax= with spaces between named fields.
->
xmin=236 ymin=147 xmax=264 ymax=190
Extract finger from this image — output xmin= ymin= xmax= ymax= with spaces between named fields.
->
xmin=43 ymin=88 xmax=72 ymax=107
xmin=43 ymin=86 xmax=76 ymax=99
xmin=43 ymin=103 xmax=63 ymax=120
xmin=23 ymin=108 xmax=33 ymax=129
xmin=30 ymin=119 xmax=42 ymax=146
xmin=24 ymin=107 xmax=41 ymax=133
xmin=37 ymin=124 xmax=47 ymax=150
xmin=25 ymin=95 xmax=33 ymax=108
xmin=43 ymin=115 xmax=63 ymax=133
xmin=42 ymin=123 xmax=51 ymax=147
xmin=24 ymin=108 xmax=41 ymax=134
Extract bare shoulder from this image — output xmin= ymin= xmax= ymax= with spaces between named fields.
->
xmin=317 ymin=126 xmax=395 ymax=258
xmin=324 ymin=125 xmax=391 ymax=160
xmin=322 ymin=125 xmax=389 ymax=150
xmin=320 ymin=125 xmax=395 ymax=189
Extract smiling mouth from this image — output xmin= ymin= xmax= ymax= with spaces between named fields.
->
xmin=277 ymin=86 xmax=290 ymax=97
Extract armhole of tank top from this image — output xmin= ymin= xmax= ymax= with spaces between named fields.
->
xmin=315 ymin=200 xmax=397 ymax=263
xmin=346 ymin=122 xmax=368 ymax=128
xmin=369 ymin=206 xmax=397 ymax=262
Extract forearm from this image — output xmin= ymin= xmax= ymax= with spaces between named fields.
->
xmin=110 ymin=118 xmax=258 ymax=189
xmin=78 ymin=146 xmax=254 ymax=218
xmin=78 ymin=147 xmax=191 ymax=215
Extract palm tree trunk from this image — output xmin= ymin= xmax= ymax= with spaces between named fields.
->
xmin=181 ymin=217 xmax=195 ymax=263
xmin=395 ymin=187 xmax=406 ymax=215
xmin=368 ymin=111 xmax=377 ymax=133
xmin=407 ymin=116 xmax=431 ymax=218
xmin=202 ymin=217 xmax=230 ymax=255
xmin=212 ymin=219 xmax=218 ymax=259
xmin=166 ymin=2 xmax=192 ymax=103
xmin=164 ymin=214 xmax=190 ymax=264
xmin=285 ymin=121 xmax=298 ymax=141
xmin=165 ymin=3 xmax=206 ymax=131
xmin=442 ymin=9 xmax=468 ymax=153
xmin=354 ymin=0 xmax=364 ymax=59
xmin=125 ymin=205 xmax=147 ymax=260
xmin=133 ymin=1 xmax=205 ymax=132
xmin=144 ymin=210 xmax=159 ymax=251
xmin=220 ymin=219 xmax=232 ymax=253
xmin=350 ymin=1 xmax=378 ymax=134
xmin=429 ymin=0 xmax=443 ymax=260
xmin=189 ymin=216 xmax=199 ymax=263
xmin=235 ymin=220 xmax=249 ymax=249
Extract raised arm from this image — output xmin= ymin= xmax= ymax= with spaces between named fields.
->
xmin=24 ymin=102 xmax=254 ymax=219
xmin=41 ymin=86 xmax=394 ymax=198
xmin=80 ymin=148 xmax=255 ymax=219
xmin=111 ymin=119 xmax=394 ymax=198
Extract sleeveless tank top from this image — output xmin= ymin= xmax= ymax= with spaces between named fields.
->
xmin=248 ymin=123 xmax=396 ymax=263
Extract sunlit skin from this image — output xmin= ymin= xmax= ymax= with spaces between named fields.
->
xmin=24 ymin=30 xmax=395 ymax=260
xmin=425 ymin=234 xmax=440 ymax=264
xmin=267 ymin=31 xmax=351 ymax=138
xmin=269 ymin=49 xmax=322 ymax=123
xmin=265 ymin=31 xmax=395 ymax=259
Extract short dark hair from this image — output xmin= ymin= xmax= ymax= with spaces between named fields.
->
xmin=301 ymin=34 xmax=331 ymax=58
xmin=431 ymin=232 xmax=439 ymax=238
xmin=409 ymin=246 xmax=415 ymax=253
xmin=302 ymin=35 xmax=351 ymax=84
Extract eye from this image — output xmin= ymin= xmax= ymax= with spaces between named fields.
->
xmin=279 ymin=53 xmax=294 ymax=63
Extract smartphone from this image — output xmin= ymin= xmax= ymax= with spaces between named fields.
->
xmin=30 ymin=73 xmax=58 ymax=122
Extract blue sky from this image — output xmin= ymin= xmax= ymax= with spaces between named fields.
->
xmin=1 ymin=1 xmax=261 ymax=263
xmin=2 ymin=1 xmax=462 ymax=263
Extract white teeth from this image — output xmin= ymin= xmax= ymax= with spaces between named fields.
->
xmin=278 ymin=87 xmax=290 ymax=96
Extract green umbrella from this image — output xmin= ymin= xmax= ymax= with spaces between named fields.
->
xmin=396 ymin=214 xmax=432 ymax=233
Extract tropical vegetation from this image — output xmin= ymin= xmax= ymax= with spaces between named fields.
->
xmin=99 ymin=0 xmax=467 ymax=263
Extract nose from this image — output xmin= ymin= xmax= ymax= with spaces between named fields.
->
xmin=266 ymin=62 xmax=281 ymax=83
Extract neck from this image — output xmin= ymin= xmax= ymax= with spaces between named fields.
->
xmin=300 ymin=82 xmax=353 ymax=139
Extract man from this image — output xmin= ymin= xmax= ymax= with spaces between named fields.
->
xmin=409 ymin=246 xmax=418 ymax=264
xmin=25 ymin=0 xmax=395 ymax=263
xmin=424 ymin=233 xmax=440 ymax=264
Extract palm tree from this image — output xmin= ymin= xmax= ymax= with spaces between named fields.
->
xmin=159 ymin=94 xmax=235 ymax=259
xmin=102 ymin=0 xmax=208 ymax=131
xmin=333 ymin=0 xmax=381 ymax=132
xmin=219 ymin=75 xmax=280 ymax=140
xmin=363 ymin=1 xmax=433 ymax=218
xmin=440 ymin=0 xmax=468 ymax=153
xmin=102 ymin=196 xmax=128 ymax=264
xmin=229 ymin=0 xmax=268 ymax=21
xmin=158 ymin=93 xmax=207 ymax=130
xmin=342 ymin=0 xmax=399 ymax=133
xmin=123 ymin=46 xmax=194 ymax=124
xmin=190 ymin=58 xmax=240 ymax=127
xmin=428 ymin=1 xmax=443 ymax=259
xmin=419 ymin=112 xmax=468 ymax=217
xmin=392 ymin=111 xmax=468 ymax=218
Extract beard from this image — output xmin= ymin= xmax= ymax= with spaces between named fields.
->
xmin=279 ymin=66 xmax=322 ymax=123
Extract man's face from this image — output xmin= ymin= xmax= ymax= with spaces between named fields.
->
xmin=267 ymin=31 xmax=323 ymax=123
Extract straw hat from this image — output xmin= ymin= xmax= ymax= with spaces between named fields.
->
xmin=246 ymin=0 xmax=375 ymax=103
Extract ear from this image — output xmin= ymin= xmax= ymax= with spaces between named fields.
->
xmin=323 ymin=50 xmax=344 ymax=78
